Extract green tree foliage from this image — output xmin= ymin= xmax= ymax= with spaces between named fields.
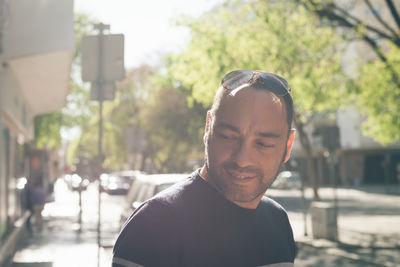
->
xmin=34 ymin=112 xmax=62 ymax=148
xmin=139 ymin=71 xmax=206 ymax=172
xmin=102 ymin=65 xmax=156 ymax=170
xmin=171 ymin=0 xmax=345 ymax=115
xmin=357 ymin=44 xmax=400 ymax=144
xmin=91 ymin=65 xmax=206 ymax=172
xmin=168 ymin=0 xmax=346 ymax=199
xmin=68 ymin=63 xmax=205 ymax=172
xmin=298 ymin=0 xmax=400 ymax=144
xmin=66 ymin=103 xmax=124 ymax=170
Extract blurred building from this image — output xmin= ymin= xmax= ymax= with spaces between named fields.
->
xmin=0 ymin=0 xmax=73 ymax=264
xmin=291 ymin=0 xmax=400 ymax=187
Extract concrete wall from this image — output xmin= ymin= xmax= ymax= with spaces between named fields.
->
xmin=0 ymin=68 xmax=34 ymax=141
xmin=2 ymin=0 xmax=74 ymax=60
xmin=0 ymin=0 xmax=74 ymax=264
xmin=1 ymin=0 xmax=74 ymax=116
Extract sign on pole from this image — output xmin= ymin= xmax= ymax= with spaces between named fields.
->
xmin=81 ymin=33 xmax=125 ymax=82
xmin=90 ymin=82 xmax=116 ymax=101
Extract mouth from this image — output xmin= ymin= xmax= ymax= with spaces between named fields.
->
xmin=226 ymin=170 xmax=257 ymax=183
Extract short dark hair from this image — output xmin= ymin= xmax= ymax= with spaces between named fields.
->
xmin=211 ymin=70 xmax=294 ymax=130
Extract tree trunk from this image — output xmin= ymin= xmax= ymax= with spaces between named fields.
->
xmin=140 ymin=151 xmax=148 ymax=171
xmin=294 ymin=111 xmax=320 ymax=201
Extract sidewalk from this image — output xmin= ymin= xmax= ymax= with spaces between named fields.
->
xmin=11 ymin=218 xmax=103 ymax=267
xmin=9 ymin=179 xmax=118 ymax=267
xmin=267 ymin=185 xmax=400 ymax=266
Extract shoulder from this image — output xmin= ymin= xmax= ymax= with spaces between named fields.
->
xmin=112 ymin=198 xmax=180 ymax=266
xmin=259 ymin=195 xmax=296 ymax=260
xmin=259 ymin=195 xmax=289 ymax=216
xmin=119 ymin=173 xmax=197 ymax=232
xmin=258 ymin=196 xmax=293 ymax=239
xmin=148 ymin=172 xmax=203 ymax=209
xmin=119 ymin=172 xmax=198 ymax=230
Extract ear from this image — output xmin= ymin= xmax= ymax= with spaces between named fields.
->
xmin=283 ymin=129 xmax=296 ymax=163
xmin=203 ymin=110 xmax=212 ymax=145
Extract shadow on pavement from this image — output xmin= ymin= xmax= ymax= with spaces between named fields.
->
xmin=295 ymin=244 xmax=385 ymax=267
xmin=12 ymin=263 xmax=53 ymax=267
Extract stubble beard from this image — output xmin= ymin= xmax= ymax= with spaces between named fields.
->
xmin=204 ymin=139 xmax=284 ymax=205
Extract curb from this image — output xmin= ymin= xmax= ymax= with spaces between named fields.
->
xmin=0 ymin=211 xmax=31 ymax=267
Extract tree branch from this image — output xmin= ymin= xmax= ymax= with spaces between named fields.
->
xmin=300 ymin=0 xmax=400 ymax=46
xmin=385 ymin=0 xmax=400 ymax=29
xmin=298 ymin=0 xmax=400 ymax=89
xmin=365 ymin=0 xmax=398 ymax=38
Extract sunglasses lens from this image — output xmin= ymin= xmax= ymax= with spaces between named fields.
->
xmin=258 ymin=73 xmax=291 ymax=96
xmin=221 ymin=70 xmax=253 ymax=90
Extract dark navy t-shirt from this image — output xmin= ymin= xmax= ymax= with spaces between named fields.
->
xmin=113 ymin=171 xmax=295 ymax=267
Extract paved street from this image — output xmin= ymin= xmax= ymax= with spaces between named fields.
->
xmin=9 ymin=179 xmax=400 ymax=267
xmin=267 ymin=186 xmax=400 ymax=266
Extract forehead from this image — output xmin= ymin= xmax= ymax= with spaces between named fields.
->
xmin=214 ymin=87 xmax=288 ymax=133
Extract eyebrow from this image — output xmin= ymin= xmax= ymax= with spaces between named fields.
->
xmin=257 ymin=132 xmax=281 ymax=138
xmin=215 ymin=123 xmax=240 ymax=133
xmin=215 ymin=122 xmax=282 ymax=138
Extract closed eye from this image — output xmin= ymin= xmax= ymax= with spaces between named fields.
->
xmin=256 ymin=141 xmax=274 ymax=148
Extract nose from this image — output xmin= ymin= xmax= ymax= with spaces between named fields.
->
xmin=230 ymin=139 xmax=254 ymax=168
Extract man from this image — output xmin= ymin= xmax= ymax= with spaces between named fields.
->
xmin=113 ymin=70 xmax=296 ymax=267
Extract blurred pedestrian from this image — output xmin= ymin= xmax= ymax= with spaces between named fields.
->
xmin=25 ymin=178 xmax=34 ymax=234
xmin=29 ymin=178 xmax=47 ymax=232
xmin=113 ymin=70 xmax=296 ymax=266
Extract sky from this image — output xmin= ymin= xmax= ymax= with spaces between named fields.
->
xmin=74 ymin=0 xmax=223 ymax=69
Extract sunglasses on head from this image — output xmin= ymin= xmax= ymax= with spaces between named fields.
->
xmin=221 ymin=70 xmax=291 ymax=97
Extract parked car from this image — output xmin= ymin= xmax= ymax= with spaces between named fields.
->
xmin=66 ymin=173 xmax=90 ymax=191
xmin=120 ymin=173 xmax=189 ymax=227
xmin=101 ymin=170 xmax=142 ymax=195
xmin=272 ymin=171 xmax=302 ymax=189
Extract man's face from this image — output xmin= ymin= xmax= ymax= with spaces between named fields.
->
xmin=202 ymin=87 xmax=295 ymax=209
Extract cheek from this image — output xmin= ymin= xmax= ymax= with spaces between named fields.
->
xmin=208 ymin=137 xmax=233 ymax=161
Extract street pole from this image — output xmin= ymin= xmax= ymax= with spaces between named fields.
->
xmin=82 ymin=22 xmax=124 ymax=266
xmin=301 ymin=183 xmax=308 ymax=236
xmin=299 ymin=170 xmax=308 ymax=236
xmin=94 ymin=22 xmax=109 ymax=267
xmin=383 ymin=154 xmax=391 ymax=194
xmin=331 ymin=152 xmax=338 ymax=217
xmin=78 ymin=182 xmax=82 ymax=234
xmin=328 ymin=149 xmax=339 ymax=241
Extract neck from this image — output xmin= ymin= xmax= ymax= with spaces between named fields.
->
xmin=199 ymin=165 xmax=208 ymax=181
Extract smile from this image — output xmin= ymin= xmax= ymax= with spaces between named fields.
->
xmin=227 ymin=170 xmax=257 ymax=182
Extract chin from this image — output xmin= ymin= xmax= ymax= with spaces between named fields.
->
xmin=214 ymin=173 xmax=267 ymax=203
